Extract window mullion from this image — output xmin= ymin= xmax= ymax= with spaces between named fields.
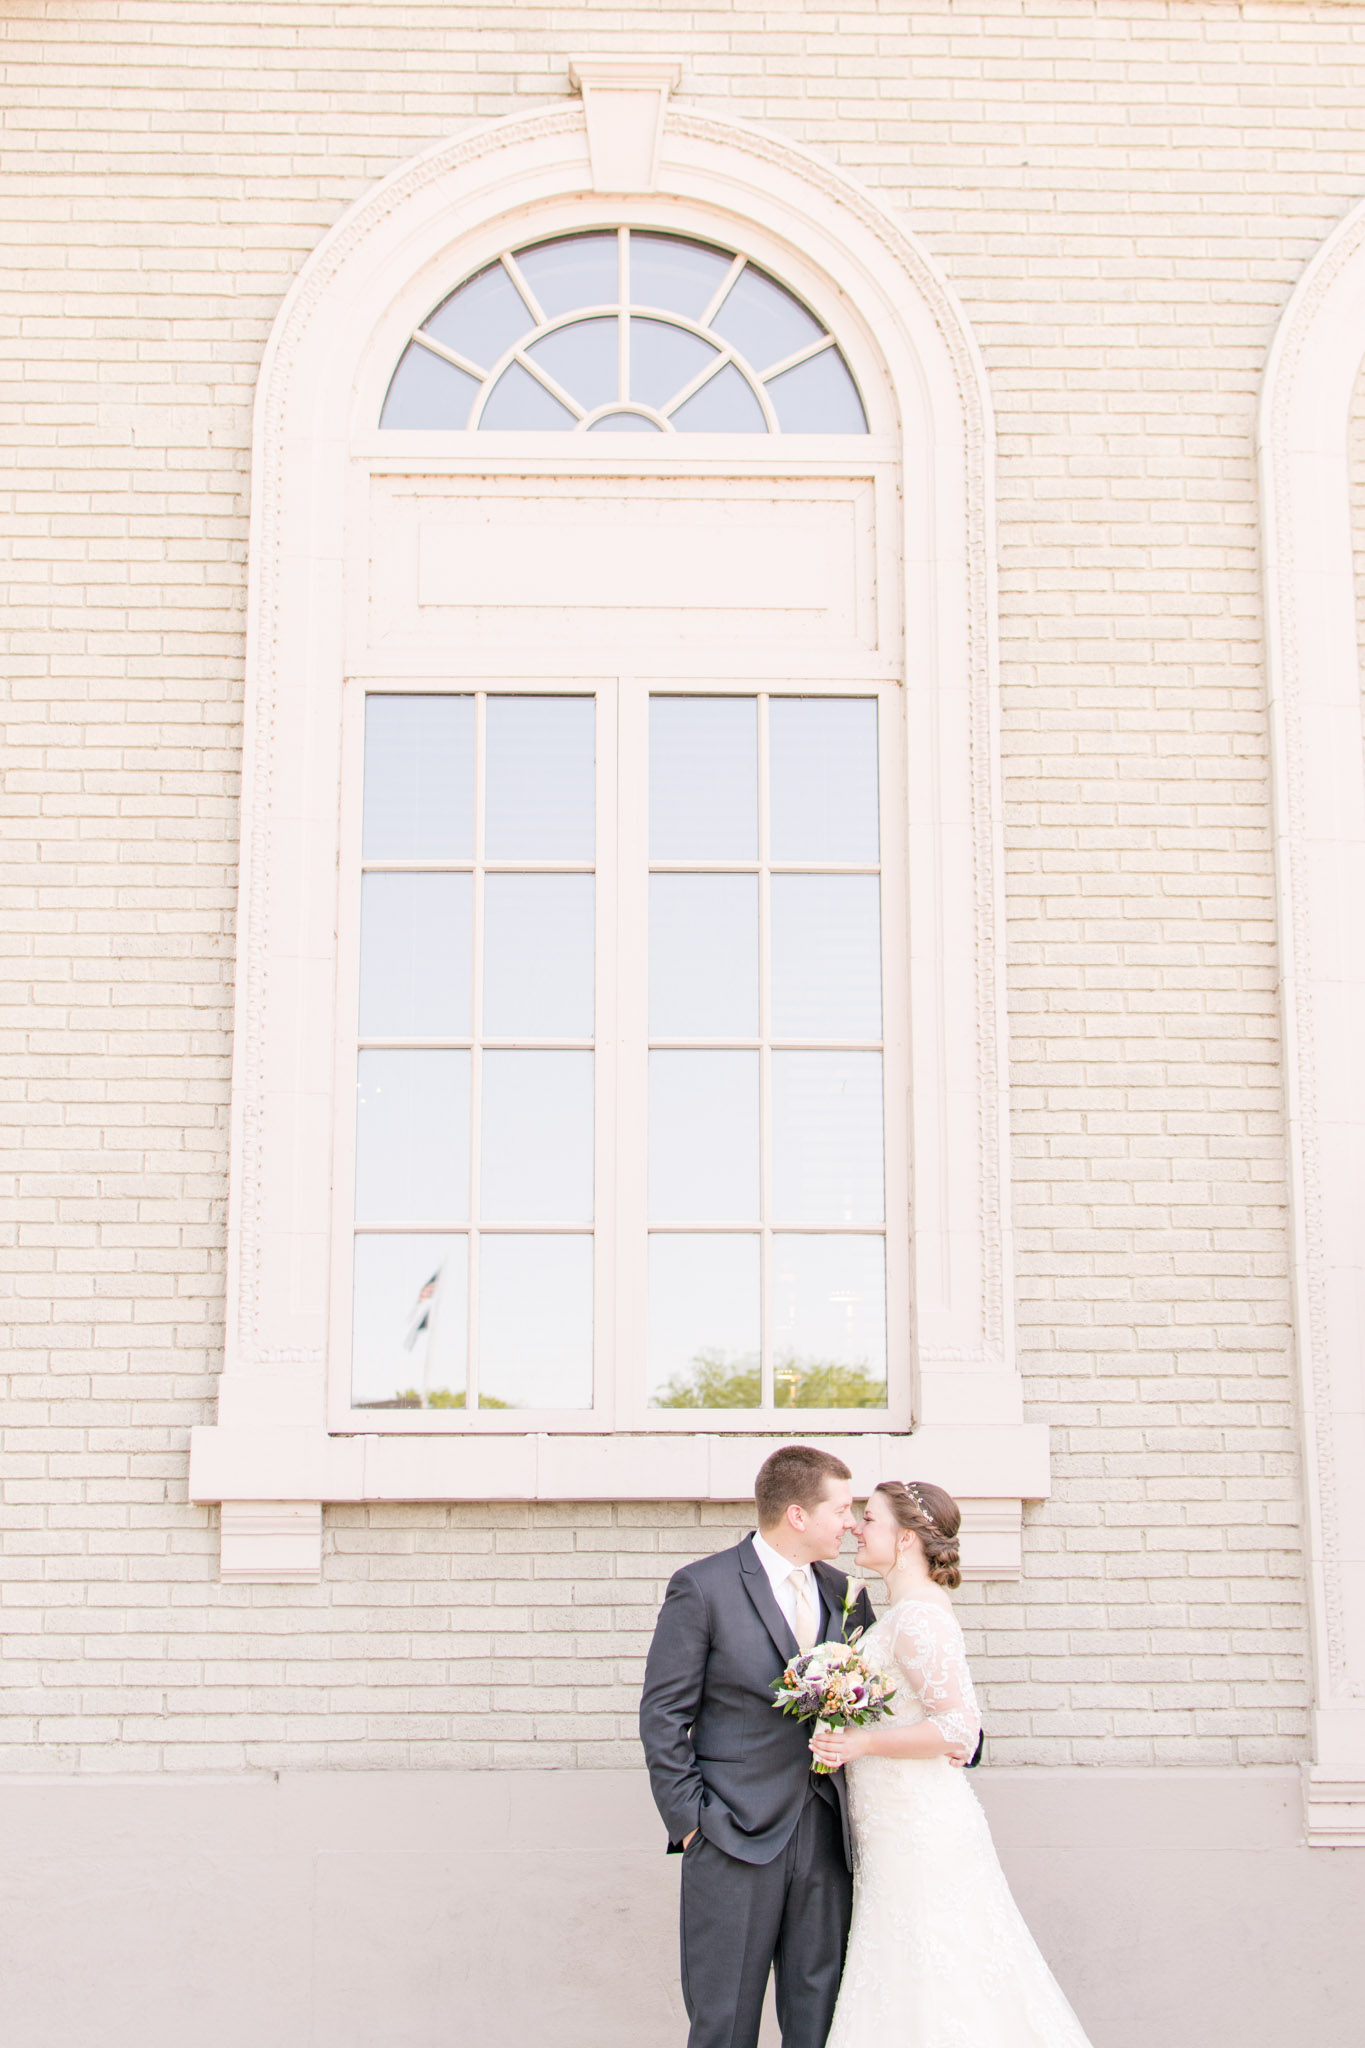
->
xmin=593 ymin=677 xmax=619 ymax=1427
xmin=758 ymin=691 xmax=774 ymax=1413
xmin=613 ymin=676 xmax=651 ymax=1423
xmin=468 ymin=689 xmax=487 ymax=1415
xmin=617 ymin=228 xmax=630 ymax=404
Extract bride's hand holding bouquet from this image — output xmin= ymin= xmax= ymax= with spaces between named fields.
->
xmin=807 ymin=1720 xmax=876 ymax=1769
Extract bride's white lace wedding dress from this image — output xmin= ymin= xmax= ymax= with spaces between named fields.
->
xmin=824 ymin=1597 xmax=1094 ymax=2048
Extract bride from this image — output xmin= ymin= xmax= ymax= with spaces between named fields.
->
xmin=811 ymin=1480 xmax=1095 ymax=2048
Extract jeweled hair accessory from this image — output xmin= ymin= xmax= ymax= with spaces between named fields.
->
xmin=904 ymin=1481 xmax=936 ymax=1529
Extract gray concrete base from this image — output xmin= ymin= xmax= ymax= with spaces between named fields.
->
xmin=0 ymin=1767 xmax=1359 ymax=2047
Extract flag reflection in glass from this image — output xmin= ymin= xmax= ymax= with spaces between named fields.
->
xmin=351 ymin=690 xmax=597 ymax=1413
xmin=352 ymin=1235 xmax=467 ymax=1409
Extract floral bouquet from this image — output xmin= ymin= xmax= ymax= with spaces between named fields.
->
xmin=771 ymin=1639 xmax=897 ymax=1774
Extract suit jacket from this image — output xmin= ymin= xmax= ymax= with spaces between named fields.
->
xmin=639 ymin=1534 xmax=877 ymax=1868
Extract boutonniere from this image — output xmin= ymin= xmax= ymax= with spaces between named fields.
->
xmin=838 ymin=1577 xmax=866 ymax=1646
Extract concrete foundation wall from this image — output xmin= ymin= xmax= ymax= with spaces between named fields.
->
xmin=2 ymin=1768 xmax=1359 ymax=2048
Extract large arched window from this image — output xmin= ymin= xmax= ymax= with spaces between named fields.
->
xmin=191 ymin=80 xmax=1042 ymax=1582
xmin=347 ymin=217 xmax=899 ymax=1426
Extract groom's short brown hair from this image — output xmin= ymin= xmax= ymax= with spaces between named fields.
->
xmin=755 ymin=1444 xmax=852 ymax=1525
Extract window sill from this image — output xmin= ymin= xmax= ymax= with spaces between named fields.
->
xmin=189 ymin=1421 xmax=1049 ymax=1582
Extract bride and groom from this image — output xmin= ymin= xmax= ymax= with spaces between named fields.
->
xmin=639 ymin=1443 xmax=1093 ymax=2048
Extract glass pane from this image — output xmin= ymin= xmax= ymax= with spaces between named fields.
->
xmin=767 ymin=347 xmax=867 ymax=433
xmin=478 ymin=1234 xmax=593 ymax=1410
xmin=363 ymin=696 xmax=474 ymax=860
xmin=526 ymin=317 xmax=618 ymax=414
xmin=485 ymin=697 xmax=595 ymax=860
xmin=380 ymin=341 xmax=480 ymax=429
xmin=422 ymin=262 xmax=534 ymax=370
xmin=515 ymin=232 xmax=619 ymax=318
xmin=588 ymin=411 xmax=662 ymax=432
xmin=484 ymin=874 xmax=593 ymax=1038
xmin=359 ymin=872 xmax=473 ymax=1039
xmin=630 ymin=317 xmax=720 ymax=409
xmin=769 ymin=698 xmax=879 ymax=863
xmin=478 ymin=360 xmax=577 ymax=430
xmin=649 ymin=1051 xmax=759 ymax=1222
xmin=710 ymin=265 xmax=825 ymax=373
xmin=355 ymin=1050 xmax=470 ymax=1222
xmin=480 ymin=1051 xmax=593 ymax=1222
xmin=648 ymin=1235 xmax=760 ymax=1407
xmin=650 ymin=874 xmax=758 ymax=1038
xmin=771 ymin=1051 xmax=884 ymax=1224
xmin=352 ymin=1233 xmax=468 ymax=1408
xmin=771 ymin=876 xmax=882 ymax=1041
xmin=772 ymin=1235 xmax=887 ymax=1408
xmin=650 ymin=697 xmax=757 ymax=860
xmin=671 ymin=362 xmax=767 ymax=433
xmin=629 ymin=233 xmax=734 ymax=320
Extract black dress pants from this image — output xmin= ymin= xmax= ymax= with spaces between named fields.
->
xmin=679 ymin=1787 xmax=852 ymax=2048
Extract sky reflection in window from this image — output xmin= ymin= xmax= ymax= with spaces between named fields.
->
xmin=380 ymin=228 xmax=867 ymax=433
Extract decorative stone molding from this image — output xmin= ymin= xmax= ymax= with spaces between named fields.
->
xmin=569 ymin=55 xmax=681 ymax=192
xmin=195 ymin=1432 xmax=1048 ymax=1584
xmin=1260 ymin=191 xmax=1365 ymax=1843
xmin=1302 ymin=1771 xmax=1365 ymax=1849
xmin=192 ymin=89 xmax=1037 ymax=1575
xmin=219 ymin=1501 xmax=322 ymax=1584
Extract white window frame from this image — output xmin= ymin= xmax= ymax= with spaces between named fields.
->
xmin=189 ymin=73 xmax=1050 ymax=1578
xmin=330 ymin=674 xmax=912 ymax=1435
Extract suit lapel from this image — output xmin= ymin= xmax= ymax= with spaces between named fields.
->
xmin=811 ymin=1561 xmax=846 ymax=1641
xmin=738 ymin=1534 xmax=799 ymax=1663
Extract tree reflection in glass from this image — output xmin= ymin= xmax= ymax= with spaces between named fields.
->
xmin=647 ymin=693 xmax=888 ymax=1411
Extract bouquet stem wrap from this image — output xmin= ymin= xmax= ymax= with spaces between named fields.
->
xmin=810 ymin=1717 xmax=837 ymax=1776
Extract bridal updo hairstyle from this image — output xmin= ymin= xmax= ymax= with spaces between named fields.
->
xmin=875 ymin=1479 xmax=963 ymax=1589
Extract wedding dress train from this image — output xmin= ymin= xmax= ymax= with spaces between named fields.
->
xmin=824 ymin=1599 xmax=1095 ymax=2048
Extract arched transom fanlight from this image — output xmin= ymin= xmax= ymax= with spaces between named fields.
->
xmin=380 ymin=228 xmax=868 ymax=434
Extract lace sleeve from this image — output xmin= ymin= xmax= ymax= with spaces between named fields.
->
xmin=890 ymin=1603 xmax=982 ymax=1758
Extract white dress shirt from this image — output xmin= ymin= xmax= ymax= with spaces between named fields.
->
xmin=751 ymin=1529 xmax=824 ymax=1642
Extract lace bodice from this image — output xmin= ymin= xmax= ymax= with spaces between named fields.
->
xmin=861 ymin=1596 xmax=981 ymax=1758
xmin=826 ymin=1595 xmax=1095 ymax=2048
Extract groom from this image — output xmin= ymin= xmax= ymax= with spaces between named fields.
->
xmin=639 ymin=1445 xmax=876 ymax=2048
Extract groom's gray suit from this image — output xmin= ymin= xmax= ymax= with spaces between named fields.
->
xmin=639 ymin=1535 xmax=876 ymax=2048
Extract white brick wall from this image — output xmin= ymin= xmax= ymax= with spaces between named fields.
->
xmin=6 ymin=0 xmax=1355 ymax=1773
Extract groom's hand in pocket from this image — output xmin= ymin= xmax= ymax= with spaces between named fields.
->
xmin=682 ymin=1829 xmax=698 ymax=1848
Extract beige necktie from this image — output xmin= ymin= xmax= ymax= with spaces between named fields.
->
xmin=789 ymin=1568 xmax=817 ymax=1653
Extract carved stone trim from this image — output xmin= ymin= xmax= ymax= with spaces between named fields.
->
xmin=219 ymin=1501 xmax=322 ymax=1584
xmin=1261 ymin=195 xmax=1365 ymax=1707
xmin=569 ymin=55 xmax=681 ymax=192
xmin=1261 ymin=192 xmax=1365 ymax=1837
xmin=216 ymin=94 xmax=1018 ymax=1578
xmin=1302 ymin=1769 xmax=1365 ymax=1848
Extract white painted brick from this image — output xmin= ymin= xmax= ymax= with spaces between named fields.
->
xmin=4 ymin=0 xmax=1351 ymax=1773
